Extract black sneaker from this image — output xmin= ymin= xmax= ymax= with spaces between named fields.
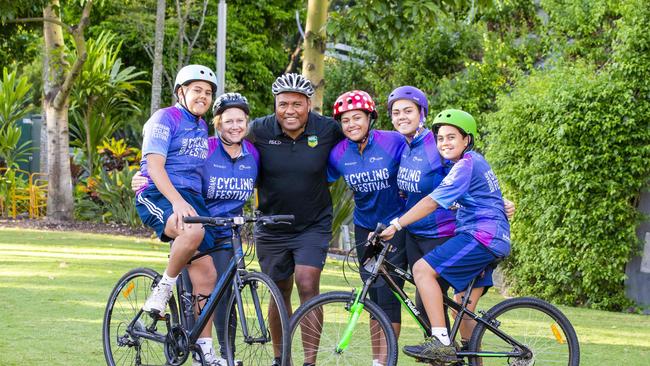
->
xmin=403 ymin=336 xmax=457 ymax=363
xmin=271 ymin=356 xmax=282 ymax=366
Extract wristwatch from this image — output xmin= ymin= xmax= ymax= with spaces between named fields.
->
xmin=389 ymin=217 xmax=402 ymax=231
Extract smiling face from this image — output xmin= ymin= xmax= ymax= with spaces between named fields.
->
xmin=390 ymin=99 xmax=421 ymax=138
xmin=436 ymin=124 xmax=470 ymax=161
xmin=339 ymin=110 xmax=370 ymax=142
xmin=275 ymin=92 xmax=311 ymax=134
xmin=178 ymin=80 xmax=213 ymax=116
xmin=216 ymin=107 xmax=248 ymax=143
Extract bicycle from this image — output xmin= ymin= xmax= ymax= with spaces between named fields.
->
xmin=288 ymin=223 xmax=580 ymax=365
xmin=102 ymin=213 xmax=294 ymax=366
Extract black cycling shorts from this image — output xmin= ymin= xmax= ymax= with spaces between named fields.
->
xmin=255 ymin=226 xmax=331 ymax=282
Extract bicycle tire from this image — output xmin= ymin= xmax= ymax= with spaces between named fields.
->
xmin=468 ymin=297 xmax=580 ymax=366
xmin=288 ymin=291 xmax=398 ymax=366
xmin=224 ymin=271 xmax=290 ymax=366
xmin=103 ymin=267 xmax=180 ymax=366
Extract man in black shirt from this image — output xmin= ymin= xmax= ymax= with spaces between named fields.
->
xmin=248 ymin=73 xmax=344 ymax=365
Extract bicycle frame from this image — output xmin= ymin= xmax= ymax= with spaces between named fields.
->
xmin=337 ymin=238 xmax=532 ymax=361
xmin=125 ymin=223 xmax=269 ymax=356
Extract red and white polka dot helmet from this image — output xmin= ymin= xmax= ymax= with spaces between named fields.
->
xmin=333 ymin=90 xmax=378 ymax=121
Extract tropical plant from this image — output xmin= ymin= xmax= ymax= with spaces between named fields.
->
xmin=0 ymin=67 xmax=33 ymax=170
xmin=96 ymin=137 xmax=140 ymax=172
xmin=94 ymin=165 xmax=141 ymax=227
xmin=68 ymin=31 xmax=147 ymax=176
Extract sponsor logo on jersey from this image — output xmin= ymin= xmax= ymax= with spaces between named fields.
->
xmin=308 ymin=135 xmax=318 ymax=148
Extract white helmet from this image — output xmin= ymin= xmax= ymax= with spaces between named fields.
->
xmin=271 ymin=73 xmax=314 ymax=98
xmin=174 ymin=64 xmax=218 ymax=95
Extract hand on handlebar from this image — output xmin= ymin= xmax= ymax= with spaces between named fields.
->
xmin=379 ymin=225 xmax=397 ymax=241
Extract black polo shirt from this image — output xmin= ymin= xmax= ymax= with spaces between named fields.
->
xmin=248 ymin=111 xmax=344 ymax=234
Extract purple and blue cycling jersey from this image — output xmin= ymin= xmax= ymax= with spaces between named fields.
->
xmin=203 ymin=137 xmax=259 ymax=238
xmin=139 ymin=104 xmax=209 ymax=194
xmin=328 ymin=130 xmax=406 ymax=229
xmin=429 ymin=151 xmax=511 ymax=257
xmin=397 ymin=129 xmax=456 ymax=238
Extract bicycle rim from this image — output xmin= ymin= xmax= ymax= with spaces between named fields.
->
xmin=289 ymin=291 xmax=397 ymax=366
xmin=225 ymin=271 xmax=289 ymax=366
xmin=103 ymin=268 xmax=178 ymax=366
xmin=468 ymin=297 xmax=580 ymax=366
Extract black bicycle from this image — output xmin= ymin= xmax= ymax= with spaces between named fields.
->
xmin=288 ymin=223 xmax=580 ymax=365
xmin=102 ymin=213 xmax=294 ymax=366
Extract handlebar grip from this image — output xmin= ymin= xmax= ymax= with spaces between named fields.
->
xmin=183 ymin=216 xmax=215 ymax=224
xmin=374 ymin=222 xmax=387 ymax=234
xmin=269 ymin=215 xmax=295 ymax=223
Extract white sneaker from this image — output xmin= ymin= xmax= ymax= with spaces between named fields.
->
xmin=372 ymin=359 xmax=384 ymax=366
xmin=192 ymin=348 xmax=226 ymax=366
xmin=142 ymin=281 xmax=173 ymax=313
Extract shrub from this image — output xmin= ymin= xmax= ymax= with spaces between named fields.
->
xmin=484 ymin=61 xmax=650 ymax=310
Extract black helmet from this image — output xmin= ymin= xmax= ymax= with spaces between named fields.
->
xmin=212 ymin=92 xmax=250 ymax=116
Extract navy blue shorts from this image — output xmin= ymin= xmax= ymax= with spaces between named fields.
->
xmin=422 ymin=232 xmax=495 ymax=294
xmin=255 ymin=226 xmax=331 ymax=281
xmin=135 ymin=186 xmax=214 ymax=252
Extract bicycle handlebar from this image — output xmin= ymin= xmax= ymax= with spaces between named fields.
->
xmin=367 ymin=222 xmax=387 ymax=245
xmin=183 ymin=214 xmax=295 ymax=227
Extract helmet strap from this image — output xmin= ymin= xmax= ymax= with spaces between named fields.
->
xmin=178 ymin=85 xmax=201 ymax=120
xmin=218 ymin=132 xmax=242 ymax=147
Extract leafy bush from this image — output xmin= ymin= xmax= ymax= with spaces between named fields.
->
xmin=0 ymin=67 xmax=33 ymax=169
xmin=94 ymin=166 xmax=141 ymax=227
xmin=74 ymin=138 xmax=142 ymax=227
xmin=484 ymin=61 xmax=650 ymax=310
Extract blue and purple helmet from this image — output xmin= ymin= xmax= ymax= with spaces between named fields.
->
xmin=387 ymin=86 xmax=429 ymax=124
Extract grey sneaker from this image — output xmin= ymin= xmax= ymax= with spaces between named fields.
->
xmin=142 ymin=281 xmax=173 ymax=314
xmin=403 ymin=336 xmax=457 ymax=363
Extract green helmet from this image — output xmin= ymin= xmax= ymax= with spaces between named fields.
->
xmin=431 ymin=109 xmax=477 ymax=137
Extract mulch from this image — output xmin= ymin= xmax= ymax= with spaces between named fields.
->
xmin=0 ymin=218 xmax=154 ymax=238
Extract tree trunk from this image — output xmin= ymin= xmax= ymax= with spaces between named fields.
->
xmin=43 ymin=0 xmax=73 ymax=221
xmin=302 ymin=0 xmax=329 ymax=114
xmin=150 ymin=0 xmax=166 ymax=114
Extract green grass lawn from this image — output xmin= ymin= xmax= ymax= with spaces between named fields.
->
xmin=0 ymin=227 xmax=648 ymax=365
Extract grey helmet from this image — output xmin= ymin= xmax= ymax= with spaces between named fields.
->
xmin=174 ymin=64 xmax=218 ymax=95
xmin=271 ymin=73 xmax=314 ymax=98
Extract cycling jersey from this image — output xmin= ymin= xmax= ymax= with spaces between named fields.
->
xmin=429 ymin=151 xmax=511 ymax=257
xmin=328 ymin=130 xmax=406 ymax=229
xmin=203 ymin=137 xmax=259 ymax=238
xmin=139 ymin=103 xmax=209 ymax=194
xmin=397 ymin=129 xmax=456 ymax=238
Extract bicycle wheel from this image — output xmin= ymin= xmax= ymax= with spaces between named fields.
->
xmin=224 ymin=271 xmax=289 ymax=366
xmin=103 ymin=267 xmax=180 ymax=366
xmin=289 ymin=291 xmax=398 ymax=366
xmin=468 ymin=297 xmax=580 ymax=366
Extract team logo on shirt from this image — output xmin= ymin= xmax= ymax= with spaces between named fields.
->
xmin=369 ymin=156 xmax=383 ymax=163
xmin=268 ymin=139 xmax=282 ymax=145
xmin=308 ymin=135 xmax=318 ymax=148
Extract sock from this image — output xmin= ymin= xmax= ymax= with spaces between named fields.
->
xmin=160 ymin=271 xmax=178 ymax=287
xmin=431 ymin=327 xmax=451 ymax=346
xmin=196 ymin=337 xmax=214 ymax=357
